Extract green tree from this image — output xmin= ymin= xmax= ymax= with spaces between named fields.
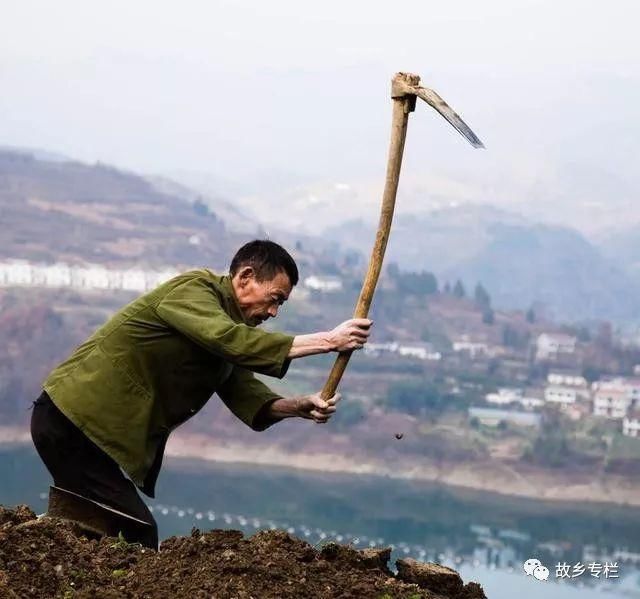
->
xmin=526 ymin=307 xmax=536 ymax=324
xmin=577 ymin=326 xmax=591 ymax=342
xmin=395 ymin=270 xmax=438 ymax=295
xmin=582 ymin=365 xmax=601 ymax=383
xmin=453 ymin=280 xmax=466 ymax=298
xmin=385 ymin=381 xmax=445 ymax=417
xmin=502 ymin=324 xmax=519 ymax=347
xmin=482 ymin=308 xmax=495 ymax=325
xmin=474 ymin=283 xmax=491 ymax=308
xmin=193 ymin=198 xmax=209 ymax=217
xmin=524 ymin=411 xmax=572 ymax=468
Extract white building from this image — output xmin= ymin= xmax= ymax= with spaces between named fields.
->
xmin=519 ymin=396 xmax=545 ymax=410
xmin=363 ymin=342 xmax=441 ymax=361
xmin=486 ymin=388 xmax=523 ymax=405
xmin=536 ymin=333 xmax=577 ymax=361
xmin=121 ymin=269 xmax=147 ymax=291
xmin=593 ymin=384 xmax=632 ymax=419
xmin=0 ymin=259 xmax=178 ymax=293
xmin=547 ymin=372 xmax=587 ymax=388
xmin=363 ymin=342 xmax=399 ymax=357
xmin=397 ymin=344 xmax=441 ymax=361
xmin=486 ymin=388 xmax=544 ymax=410
xmin=544 ymin=386 xmax=578 ymax=405
xmin=44 ymin=263 xmax=72 ymax=287
xmin=303 ymin=275 xmax=343 ymax=292
xmin=453 ymin=340 xmax=490 ymax=358
xmin=623 ymin=413 xmax=640 ymax=438
xmin=398 ymin=345 xmax=429 ymax=360
xmin=624 ymin=378 xmax=640 ymax=403
xmin=1 ymin=260 xmax=33 ymax=285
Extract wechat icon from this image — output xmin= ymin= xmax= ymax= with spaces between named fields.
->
xmin=524 ymin=558 xmax=549 ymax=581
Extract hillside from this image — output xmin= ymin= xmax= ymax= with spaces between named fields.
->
xmin=0 ymin=150 xmax=243 ymax=268
xmin=325 ymin=205 xmax=640 ymax=322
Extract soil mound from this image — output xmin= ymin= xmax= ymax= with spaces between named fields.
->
xmin=0 ymin=505 xmax=486 ymax=598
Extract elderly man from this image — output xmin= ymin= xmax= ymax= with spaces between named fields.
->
xmin=31 ymin=240 xmax=371 ymax=548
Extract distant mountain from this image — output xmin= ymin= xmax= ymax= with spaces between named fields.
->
xmin=146 ymin=175 xmax=262 ymax=236
xmin=326 ymin=205 xmax=640 ymax=323
xmin=0 ymin=149 xmax=252 ymax=268
xmin=0 ymin=145 xmax=72 ymax=164
xmin=595 ymin=225 xmax=640 ymax=283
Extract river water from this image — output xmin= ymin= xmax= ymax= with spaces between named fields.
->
xmin=2 ymin=445 xmax=639 ymax=598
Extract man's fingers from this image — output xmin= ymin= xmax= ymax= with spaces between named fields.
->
xmin=352 ymin=318 xmax=373 ymax=328
xmin=350 ymin=330 xmax=370 ymax=340
xmin=325 ymin=392 xmax=341 ymax=407
xmin=350 ymin=324 xmax=371 ymax=335
xmin=310 ymin=410 xmax=331 ymax=423
xmin=309 ymin=395 xmax=329 ymax=410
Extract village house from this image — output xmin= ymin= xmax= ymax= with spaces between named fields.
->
xmin=363 ymin=342 xmax=399 ymax=357
xmin=485 ymin=388 xmax=544 ymax=411
xmin=43 ymin=263 xmax=72 ymax=287
xmin=536 ymin=333 xmax=577 ymax=361
xmin=592 ymin=379 xmax=633 ymax=419
xmin=453 ymin=338 xmax=494 ymax=359
xmin=0 ymin=259 xmax=178 ymax=293
xmin=544 ymin=386 xmax=578 ymax=405
xmin=0 ymin=260 xmax=32 ymax=285
xmin=397 ymin=344 xmax=441 ymax=361
xmin=623 ymin=412 xmax=640 ymax=438
xmin=547 ymin=371 xmax=587 ymax=388
xmin=485 ymin=388 xmax=522 ymax=405
xmin=469 ymin=407 xmax=542 ymax=428
xmin=363 ymin=341 xmax=441 ymax=361
xmin=518 ymin=394 xmax=545 ymax=410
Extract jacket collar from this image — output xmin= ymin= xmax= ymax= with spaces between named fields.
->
xmin=216 ymin=272 xmax=250 ymax=326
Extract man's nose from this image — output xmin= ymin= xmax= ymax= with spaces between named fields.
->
xmin=268 ymin=305 xmax=278 ymax=317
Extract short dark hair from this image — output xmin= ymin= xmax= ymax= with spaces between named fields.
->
xmin=229 ymin=240 xmax=299 ymax=286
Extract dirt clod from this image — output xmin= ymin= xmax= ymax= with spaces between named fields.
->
xmin=396 ymin=558 xmax=487 ymax=599
xmin=0 ymin=504 xmax=487 ymax=598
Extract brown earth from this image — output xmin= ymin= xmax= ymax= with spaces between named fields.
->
xmin=0 ymin=505 xmax=486 ymax=599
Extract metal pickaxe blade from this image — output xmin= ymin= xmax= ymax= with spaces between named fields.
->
xmin=321 ymin=72 xmax=484 ymax=401
xmin=392 ymin=74 xmax=485 ymax=148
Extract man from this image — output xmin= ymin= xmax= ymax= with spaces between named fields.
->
xmin=31 ymin=240 xmax=372 ymax=548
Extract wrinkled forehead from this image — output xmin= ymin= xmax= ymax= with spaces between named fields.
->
xmin=261 ymin=270 xmax=293 ymax=296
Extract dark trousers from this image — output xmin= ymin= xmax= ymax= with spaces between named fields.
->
xmin=30 ymin=391 xmax=158 ymax=548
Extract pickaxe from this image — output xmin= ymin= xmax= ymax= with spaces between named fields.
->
xmin=320 ymin=72 xmax=484 ymax=401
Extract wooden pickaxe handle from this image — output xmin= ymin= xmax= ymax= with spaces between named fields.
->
xmin=320 ymin=73 xmax=419 ymax=401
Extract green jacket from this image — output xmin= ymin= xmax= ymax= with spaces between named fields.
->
xmin=43 ymin=269 xmax=294 ymax=496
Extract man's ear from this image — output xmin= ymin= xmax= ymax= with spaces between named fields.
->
xmin=237 ymin=266 xmax=255 ymax=287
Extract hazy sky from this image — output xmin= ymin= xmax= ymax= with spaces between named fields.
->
xmin=1 ymin=1 xmax=639 ymax=231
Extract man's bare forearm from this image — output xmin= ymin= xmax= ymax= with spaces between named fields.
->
xmin=265 ymin=393 xmax=337 ymax=423
xmin=286 ymin=318 xmax=373 ymax=359
xmin=267 ymin=397 xmax=301 ymax=419
xmin=287 ymin=332 xmax=335 ymax=359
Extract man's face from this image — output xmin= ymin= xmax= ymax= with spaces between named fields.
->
xmin=232 ymin=267 xmax=292 ymax=326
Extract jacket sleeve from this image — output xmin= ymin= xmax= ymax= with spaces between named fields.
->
xmin=155 ymin=276 xmax=294 ymax=378
xmin=216 ymin=367 xmax=284 ymax=431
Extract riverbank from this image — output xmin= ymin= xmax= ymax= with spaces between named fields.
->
xmin=164 ymin=433 xmax=640 ymax=508
xmin=3 ymin=425 xmax=639 ymax=508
